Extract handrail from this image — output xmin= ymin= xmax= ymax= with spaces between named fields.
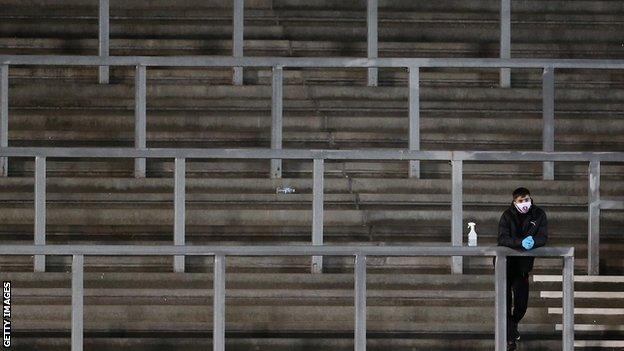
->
xmin=0 ymin=147 xmax=623 ymax=162
xmin=1 ymin=52 xmax=622 ymax=273
xmin=2 ymin=55 xmax=624 ymax=69
xmin=0 ymin=244 xmax=575 ymax=351
xmin=0 ymin=146 xmax=620 ymax=276
xmin=1 ymin=55 xmax=623 ymax=181
xmin=0 ymin=244 xmax=574 ymax=257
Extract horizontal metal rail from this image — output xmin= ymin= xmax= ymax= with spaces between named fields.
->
xmin=2 ymin=55 xmax=624 ymax=69
xmin=0 ymin=147 xmax=623 ymax=162
xmin=1 ymin=54 xmax=621 ymax=274
xmin=0 ymin=146 xmax=620 ymax=276
xmin=89 ymin=0 xmax=512 ymax=85
xmin=86 ymin=0 xmax=515 ymax=86
xmin=0 ymin=245 xmax=573 ymax=257
xmin=0 ymin=245 xmax=574 ymax=351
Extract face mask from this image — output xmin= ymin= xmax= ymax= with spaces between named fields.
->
xmin=514 ymin=200 xmax=532 ymax=214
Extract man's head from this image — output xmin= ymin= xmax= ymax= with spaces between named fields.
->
xmin=513 ymin=187 xmax=530 ymax=202
xmin=512 ymin=187 xmax=532 ymax=213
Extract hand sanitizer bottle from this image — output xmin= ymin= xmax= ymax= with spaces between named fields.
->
xmin=467 ymin=222 xmax=478 ymax=247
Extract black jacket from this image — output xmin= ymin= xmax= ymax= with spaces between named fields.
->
xmin=494 ymin=201 xmax=548 ymax=275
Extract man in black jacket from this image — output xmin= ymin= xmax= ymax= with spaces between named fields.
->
xmin=496 ymin=187 xmax=548 ymax=351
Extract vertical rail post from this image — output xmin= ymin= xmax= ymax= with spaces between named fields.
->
xmin=71 ymin=254 xmax=84 ymax=351
xmin=232 ymin=0 xmax=244 ymax=85
xmin=495 ymin=254 xmax=507 ymax=351
xmin=367 ymin=0 xmax=378 ymax=86
xmin=562 ymin=255 xmax=575 ymax=351
xmin=451 ymin=159 xmax=463 ymax=274
xmin=354 ymin=254 xmax=367 ymax=351
xmin=588 ymin=160 xmax=600 ymax=275
xmin=134 ymin=64 xmax=147 ymax=178
xmin=500 ymin=0 xmax=511 ymax=87
xmin=0 ymin=65 xmax=8 ymax=177
xmin=270 ymin=66 xmax=283 ymax=178
xmin=312 ymin=158 xmax=324 ymax=273
xmin=174 ymin=157 xmax=186 ymax=272
xmin=408 ymin=67 xmax=420 ymax=178
xmin=34 ymin=156 xmax=46 ymax=272
xmin=98 ymin=0 xmax=110 ymax=84
xmin=213 ymin=255 xmax=226 ymax=351
xmin=542 ymin=67 xmax=555 ymax=180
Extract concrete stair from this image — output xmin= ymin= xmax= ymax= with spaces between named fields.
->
xmin=0 ymin=1 xmax=623 ymax=350
xmin=2 ymin=0 xmax=624 ymax=59
xmin=0 ymin=177 xmax=622 ymax=274
xmin=535 ymin=274 xmax=624 ymax=350
xmin=2 ymin=73 xmax=624 ymax=180
xmin=3 ymin=271 xmax=566 ymax=350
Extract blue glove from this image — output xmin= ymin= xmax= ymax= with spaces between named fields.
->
xmin=522 ymin=235 xmax=534 ymax=250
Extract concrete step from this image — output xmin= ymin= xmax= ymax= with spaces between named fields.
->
xmin=548 ymin=308 xmax=624 ymax=315
xmin=0 ymin=207 xmax=621 ymax=227
xmin=0 ymin=270 xmax=615 ymax=350
xmin=0 ymin=243 xmax=620 ymax=275
xmin=5 ymin=65 xmax=624 ymax=89
xmin=0 ymin=273 xmax=588 ymax=350
xmin=0 ymin=1 xmax=622 ymax=349
xmin=6 ymin=135 xmax=617 ymax=153
xmin=274 ymin=0 xmax=624 ymax=13
xmin=9 ymin=279 xmax=622 ymax=308
xmin=556 ymin=324 xmax=624 ymax=332
xmin=2 ymin=0 xmax=624 ymax=61
xmin=0 ymin=272 xmax=497 ymax=288
xmin=6 ymin=112 xmax=624 ymax=147
xmin=0 ymin=0 xmax=269 ymax=8
xmin=6 ymin=335 xmax=565 ymax=351
xmin=9 ymin=82 xmax=624 ymax=104
xmin=0 ymin=192 xmax=600 ymax=206
xmin=541 ymin=291 xmax=624 ymax=299
xmin=573 ymin=340 xmax=624 ymax=348
xmin=535 ymin=274 xmax=623 ymax=348
xmin=4 ymin=37 xmax=624 ymax=62
xmin=0 ymin=177 xmax=621 ymax=200
xmin=2 ymin=80 xmax=622 ymax=152
xmin=0 ymin=273 xmax=546 ymax=332
xmin=547 ymin=308 xmax=623 ymax=326
xmin=534 ymin=275 xmax=624 ymax=283
xmin=3 ymin=159 xmax=624 ymax=179
xmin=2 ymin=4 xmax=622 ymax=44
xmin=0 ymin=175 xmax=621 ymax=273
xmin=6 ymin=304 xmax=547 ymax=329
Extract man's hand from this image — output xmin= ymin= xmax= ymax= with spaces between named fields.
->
xmin=522 ymin=235 xmax=534 ymax=250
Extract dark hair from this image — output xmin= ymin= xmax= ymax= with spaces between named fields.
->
xmin=513 ymin=187 xmax=531 ymax=199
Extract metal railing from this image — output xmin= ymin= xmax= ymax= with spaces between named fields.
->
xmin=91 ymin=0 xmax=514 ymax=86
xmin=0 ymin=146 xmax=621 ymax=275
xmin=1 ymin=55 xmax=623 ymax=275
xmin=2 ymin=55 xmax=624 ymax=181
xmin=0 ymin=244 xmax=575 ymax=351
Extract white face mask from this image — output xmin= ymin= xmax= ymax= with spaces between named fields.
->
xmin=514 ymin=200 xmax=532 ymax=214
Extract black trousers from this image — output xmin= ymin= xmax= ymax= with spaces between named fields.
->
xmin=506 ymin=262 xmax=530 ymax=340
